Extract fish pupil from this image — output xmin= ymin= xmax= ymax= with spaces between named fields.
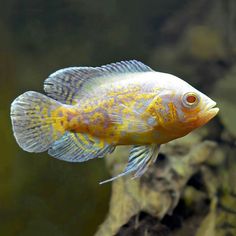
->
xmin=186 ymin=95 xmax=196 ymax=104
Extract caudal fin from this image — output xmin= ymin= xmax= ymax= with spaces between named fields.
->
xmin=10 ymin=91 xmax=65 ymax=153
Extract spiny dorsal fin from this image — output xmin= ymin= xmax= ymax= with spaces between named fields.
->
xmin=99 ymin=144 xmax=160 ymax=184
xmin=48 ymin=132 xmax=115 ymax=162
xmin=44 ymin=60 xmax=153 ymax=105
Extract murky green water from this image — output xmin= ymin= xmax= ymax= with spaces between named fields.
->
xmin=1 ymin=0 xmax=235 ymax=235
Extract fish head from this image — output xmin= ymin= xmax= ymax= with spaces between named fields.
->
xmin=152 ymin=74 xmax=219 ymax=137
xmin=179 ymin=90 xmax=219 ymax=129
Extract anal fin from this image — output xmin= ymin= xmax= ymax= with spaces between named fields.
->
xmin=48 ymin=132 xmax=115 ymax=162
xmin=100 ymin=144 xmax=160 ymax=184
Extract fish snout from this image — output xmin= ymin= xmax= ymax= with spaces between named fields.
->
xmin=205 ymin=101 xmax=219 ymax=118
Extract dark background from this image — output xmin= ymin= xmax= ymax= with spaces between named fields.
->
xmin=0 ymin=0 xmax=235 ymax=235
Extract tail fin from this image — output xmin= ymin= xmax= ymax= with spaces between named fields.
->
xmin=10 ymin=91 xmax=65 ymax=153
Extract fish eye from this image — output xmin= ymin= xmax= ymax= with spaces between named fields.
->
xmin=182 ymin=92 xmax=199 ymax=108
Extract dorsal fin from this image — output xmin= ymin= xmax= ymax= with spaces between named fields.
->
xmin=44 ymin=60 xmax=153 ymax=105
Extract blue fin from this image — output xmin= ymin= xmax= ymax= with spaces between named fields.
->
xmin=99 ymin=144 xmax=160 ymax=184
xmin=48 ymin=132 xmax=115 ymax=162
xmin=44 ymin=60 xmax=153 ymax=104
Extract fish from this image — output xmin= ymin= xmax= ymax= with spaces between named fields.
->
xmin=10 ymin=60 xmax=219 ymax=184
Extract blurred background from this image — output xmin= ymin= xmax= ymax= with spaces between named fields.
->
xmin=0 ymin=0 xmax=235 ymax=235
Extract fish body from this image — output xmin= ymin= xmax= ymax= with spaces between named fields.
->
xmin=51 ymin=71 xmax=216 ymax=144
xmin=58 ymin=73 xmax=159 ymax=144
xmin=10 ymin=60 xmax=219 ymax=183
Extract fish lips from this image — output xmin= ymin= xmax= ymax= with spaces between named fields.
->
xmin=206 ymin=101 xmax=219 ymax=118
xmin=192 ymin=101 xmax=219 ymax=128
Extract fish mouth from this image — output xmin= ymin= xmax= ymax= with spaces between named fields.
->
xmin=206 ymin=101 xmax=219 ymax=117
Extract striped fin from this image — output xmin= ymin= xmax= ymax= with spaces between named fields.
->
xmin=44 ymin=60 xmax=153 ymax=104
xmin=48 ymin=132 xmax=115 ymax=162
xmin=100 ymin=144 xmax=160 ymax=184
xmin=10 ymin=91 xmax=65 ymax=153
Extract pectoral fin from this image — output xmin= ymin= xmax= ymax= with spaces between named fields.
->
xmin=109 ymin=113 xmax=153 ymax=133
xmin=109 ymin=103 xmax=157 ymax=134
xmin=100 ymin=144 xmax=160 ymax=184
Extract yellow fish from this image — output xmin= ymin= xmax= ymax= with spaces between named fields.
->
xmin=10 ymin=60 xmax=219 ymax=184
